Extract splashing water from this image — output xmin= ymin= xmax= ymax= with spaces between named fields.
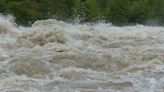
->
xmin=0 ymin=15 xmax=164 ymax=92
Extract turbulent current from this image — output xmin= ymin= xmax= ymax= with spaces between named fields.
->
xmin=0 ymin=15 xmax=164 ymax=92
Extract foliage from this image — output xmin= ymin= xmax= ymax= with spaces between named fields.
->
xmin=0 ymin=0 xmax=164 ymax=26
xmin=106 ymin=0 xmax=131 ymax=25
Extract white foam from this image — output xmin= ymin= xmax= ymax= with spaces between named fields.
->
xmin=0 ymin=16 xmax=164 ymax=92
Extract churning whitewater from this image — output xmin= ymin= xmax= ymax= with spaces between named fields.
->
xmin=0 ymin=15 xmax=164 ymax=92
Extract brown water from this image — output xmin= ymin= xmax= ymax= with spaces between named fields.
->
xmin=0 ymin=16 xmax=164 ymax=92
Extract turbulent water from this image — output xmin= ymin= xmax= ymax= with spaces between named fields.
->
xmin=0 ymin=15 xmax=164 ymax=92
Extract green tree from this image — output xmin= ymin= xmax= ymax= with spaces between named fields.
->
xmin=8 ymin=1 xmax=40 ymax=25
xmin=129 ymin=0 xmax=155 ymax=24
xmin=0 ymin=0 xmax=164 ymax=26
xmin=106 ymin=0 xmax=131 ymax=25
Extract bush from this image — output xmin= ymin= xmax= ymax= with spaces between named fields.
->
xmin=106 ymin=0 xmax=131 ymax=25
xmin=0 ymin=0 xmax=164 ymax=26
xmin=7 ymin=1 xmax=47 ymax=25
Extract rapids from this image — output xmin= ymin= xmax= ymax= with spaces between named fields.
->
xmin=0 ymin=15 xmax=164 ymax=92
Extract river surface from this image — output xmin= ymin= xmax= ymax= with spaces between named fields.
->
xmin=0 ymin=16 xmax=164 ymax=92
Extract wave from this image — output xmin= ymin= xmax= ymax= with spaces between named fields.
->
xmin=0 ymin=15 xmax=164 ymax=92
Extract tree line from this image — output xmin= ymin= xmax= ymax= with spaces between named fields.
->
xmin=0 ymin=0 xmax=164 ymax=26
